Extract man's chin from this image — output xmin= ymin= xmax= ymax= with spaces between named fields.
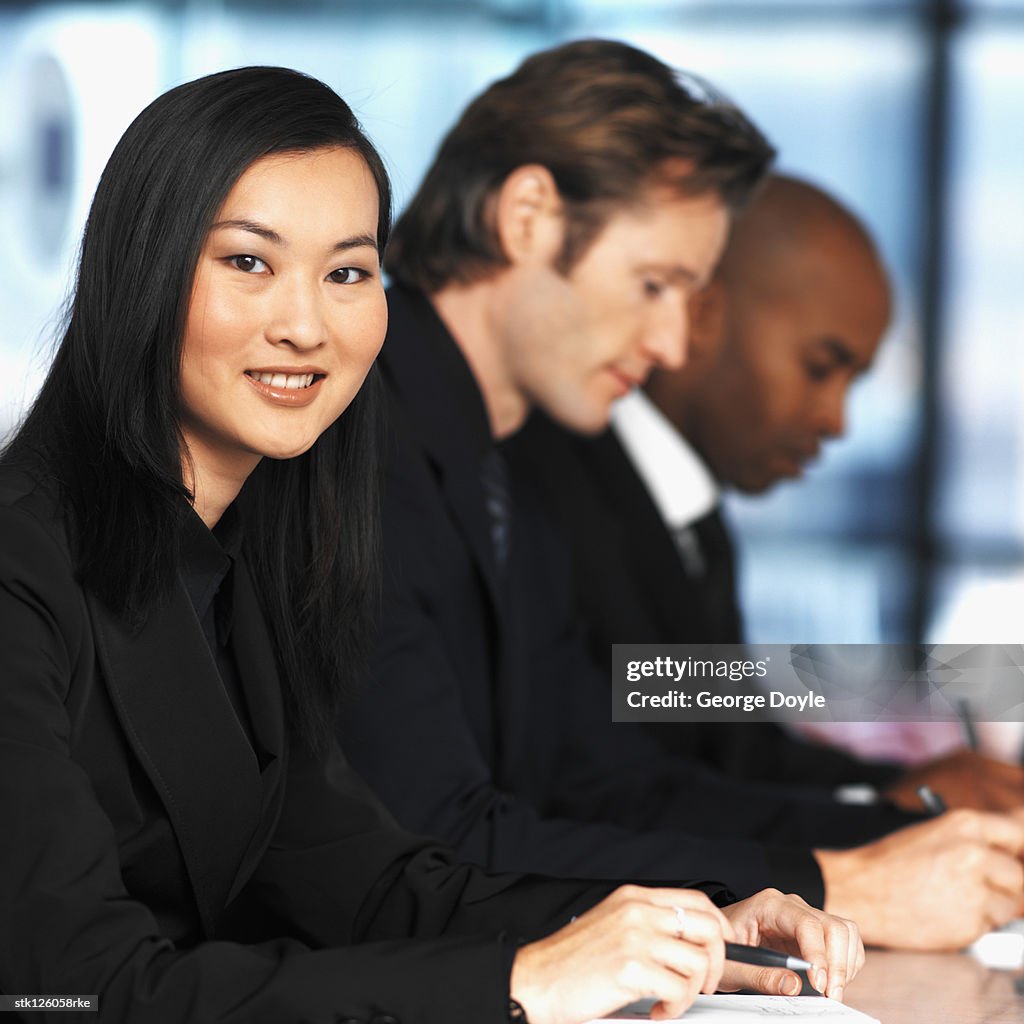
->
xmin=732 ymin=465 xmax=794 ymax=495
xmin=544 ymin=402 xmax=612 ymax=439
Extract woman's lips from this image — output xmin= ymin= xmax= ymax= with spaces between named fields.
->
xmin=244 ymin=370 xmax=325 ymax=407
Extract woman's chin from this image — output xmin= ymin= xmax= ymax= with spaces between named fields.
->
xmin=262 ymin=440 xmax=318 ymax=462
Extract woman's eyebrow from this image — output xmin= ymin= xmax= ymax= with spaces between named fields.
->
xmin=209 ymin=219 xmax=283 ymax=244
xmin=208 ymin=220 xmax=377 ymax=255
xmin=329 ymin=233 xmax=378 ymax=255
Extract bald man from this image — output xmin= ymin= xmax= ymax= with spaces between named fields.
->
xmin=511 ymin=174 xmax=1024 ymax=813
xmin=646 ymin=173 xmax=888 ymax=495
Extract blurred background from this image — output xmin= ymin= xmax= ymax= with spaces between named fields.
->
xmin=0 ymin=0 xmax=1021 ymax=648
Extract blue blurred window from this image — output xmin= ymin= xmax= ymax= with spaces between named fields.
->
xmin=2 ymin=0 xmax=1021 ymax=646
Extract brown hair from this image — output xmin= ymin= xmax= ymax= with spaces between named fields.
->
xmin=387 ymin=38 xmax=775 ymax=292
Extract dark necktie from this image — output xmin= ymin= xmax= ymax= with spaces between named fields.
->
xmin=671 ymin=524 xmax=706 ymax=578
xmin=672 ymin=507 xmax=743 ymax=643
xmin=480 ymin=448 xmax=512 ymax=573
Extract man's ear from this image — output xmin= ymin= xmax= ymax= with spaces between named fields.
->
xmin=687 ymin=278 xmax=728 ymax=368
xmin=494 ymin=164 xmax=564 ymax=265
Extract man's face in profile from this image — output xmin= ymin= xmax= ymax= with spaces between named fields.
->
xmin=502 ymin=188 xmax=730 ymax=436
xmin=688 ymin=223 xmax=890 ymax=493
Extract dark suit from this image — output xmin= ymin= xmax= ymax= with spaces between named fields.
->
xmin=341 ymin=286 xmax=916 ymax=908
xmin=509 ymin=411 xmax=902 ymax=789
xmin=0 ymin=461 xmax=632 ymax=1024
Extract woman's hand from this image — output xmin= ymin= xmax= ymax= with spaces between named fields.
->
xmin=510 ymin=885 xmax=735 ymax=1024
xmin=720 ymin=888 xmax=864 ymax=1002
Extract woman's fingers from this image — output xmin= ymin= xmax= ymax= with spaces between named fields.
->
xmin=720 ymin=963 xmax=803 ymax=997
xmin=721 ymin=888 xmax=865 ymax=1001
xmin=511 ymin=886 xmax=731 ymax=1024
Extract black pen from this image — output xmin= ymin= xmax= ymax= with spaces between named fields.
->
xmin=725 ymin=941 xmax=812 ymax=972
xmin=916 ymin=784 xmax=948 ymax=816
xmin=956 ymin=699 xmax=980 ymax=751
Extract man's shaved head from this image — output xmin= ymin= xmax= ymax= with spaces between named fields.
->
xmin=646 ymin=174 xmax=891 ymax=493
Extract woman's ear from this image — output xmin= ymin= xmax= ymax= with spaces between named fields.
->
xmin=494 ymin=164 xmax=564 ymax=266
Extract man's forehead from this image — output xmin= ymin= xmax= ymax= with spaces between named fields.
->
xmin=598 ymin=187 xmax=728 ymax=245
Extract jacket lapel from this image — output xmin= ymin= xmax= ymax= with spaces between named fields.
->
xmin=581 ymin=430 xmax=697 ymax=638
xmin=438 ymin=458 xmax=505 ymax=606
xmin=224 ymin=557 xmax=287 ymax=902
xmin=87 ymin=582 xmax=265 ymax=937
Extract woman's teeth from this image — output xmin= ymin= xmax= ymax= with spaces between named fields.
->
xmin=246 ymin=371 xmax=315 ymax=389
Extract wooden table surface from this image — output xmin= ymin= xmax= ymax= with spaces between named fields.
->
xmin=845 ymin=948 xmax=1024 ymax=1023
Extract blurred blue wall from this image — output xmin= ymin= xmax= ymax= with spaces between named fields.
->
xmin=1 ymin=0 xmax=1020 ymax=644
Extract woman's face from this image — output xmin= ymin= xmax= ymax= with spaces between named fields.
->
xmin=179 ymin=146 xmax=387 ymax=485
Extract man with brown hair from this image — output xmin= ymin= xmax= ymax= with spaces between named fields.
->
xmin=341 ymin=43 xmax=1024 ymax=953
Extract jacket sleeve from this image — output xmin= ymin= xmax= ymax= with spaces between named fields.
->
xmin=685 ymin=720 xmax=904 ymax=790
xmin=546 ymin=646 xmax=920 ymax=859
xmin=0 ymin=498 xmax=610 ymax=1024
xmin=340 ymin=444 xmax=828 ymax=905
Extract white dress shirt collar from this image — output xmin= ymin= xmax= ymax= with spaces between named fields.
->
xmin=610 ymin=388 xmax=719 ymax=530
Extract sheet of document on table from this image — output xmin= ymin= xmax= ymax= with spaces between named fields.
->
xmin=590 ymin=994 xmax=880 ymax=1022
xmin=967 ymin=917 xmax=1024 ymax=970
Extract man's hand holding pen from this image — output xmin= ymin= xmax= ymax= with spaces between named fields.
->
xmin=815 ymin=808 xmax=1024 ymax=950
xmin=885 ymin=748 xmax=1024 ymax=815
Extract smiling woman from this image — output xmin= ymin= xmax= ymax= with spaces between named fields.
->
xmin=5 ymin=67 xmax=392 ymax=753
xmin=178 ymin=146 xmax=387 ymax=526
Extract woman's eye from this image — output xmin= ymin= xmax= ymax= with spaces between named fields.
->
xmin=328 ymin=267 xmax=369 ymax=285
xmin=643 ymin=279 xmax=666 ymax=298
xmin=229 ymin=255 xmax=268 ymax=274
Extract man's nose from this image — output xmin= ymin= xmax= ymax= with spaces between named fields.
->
xmin=641 ymin=299 xmax=687 ymax=372
xmin=817 ymin=381 xmax=847 ymax=439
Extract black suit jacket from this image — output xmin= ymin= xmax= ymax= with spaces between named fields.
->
xmin=509 ymin=412 xmax=903 ymax=789
xmin=0 ymin=462 xmax=626 ymax=1024
xmin=341 ymin=287 xmax=917 ymax=907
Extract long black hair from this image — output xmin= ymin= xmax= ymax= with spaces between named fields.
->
xmin=4 ymin=67 xmax=391 ymax=752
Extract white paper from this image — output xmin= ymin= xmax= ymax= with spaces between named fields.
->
xmin=967 ymin=917 xmax=1024 ymax=970
xmin=593 ymin=994 xmax=880 ymax=1022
